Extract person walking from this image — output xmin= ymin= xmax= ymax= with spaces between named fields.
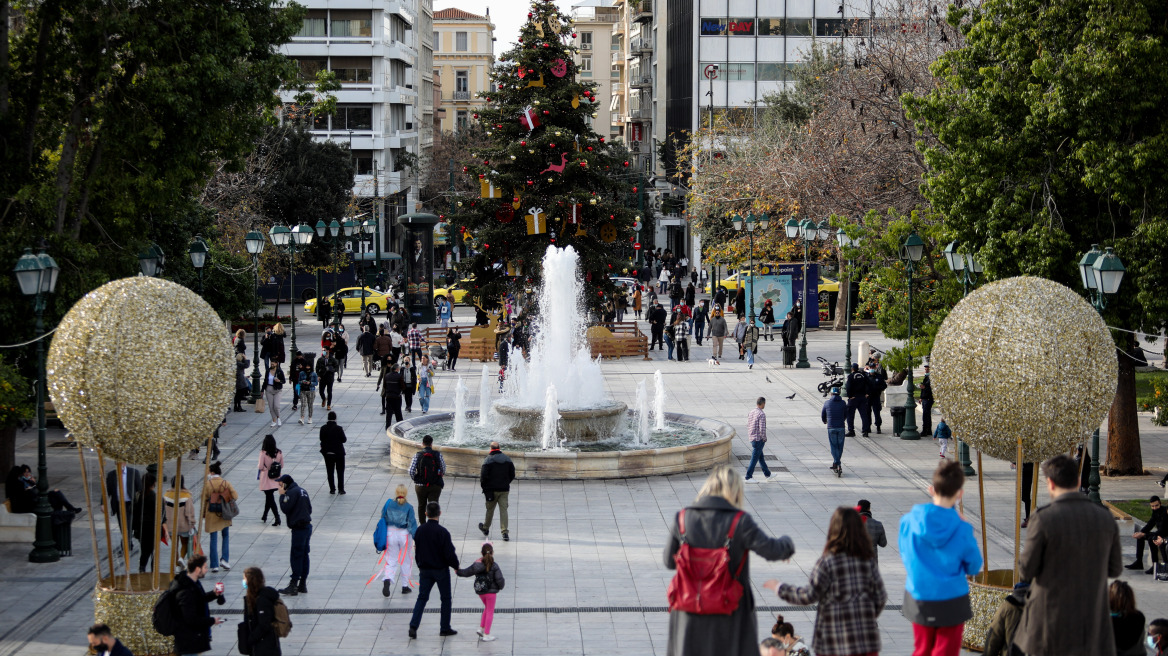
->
xmin=374 ymin=327 xmax=393 ymax=370
xmin=261 ymin=362 xmax=285 ymax=428
xmin=438 ymin=297 xmax=453 ymax=329
xmin=633 ymin=285 xmax=643 ymax=320
xmin=899 ymin=461 xmax=983 ymax=656
xmin=1013 ymin=454 xmax=1123 ymax=656
xmin=477 ymin=442 xmax=515 ymax=541
xmin=277 ymin=475 xmax=313 ymax=596
xmin=649 ymin=302 xmax=667 ymax=351
xmin=658 ymin=266 xmax=670 ymax=294
xmin=132 ymin=473 xmax=165 ymax=573
xmin=163 ymin=477 xmax=196 ymax=569
xmin=296 ymin=366 xmax=317 ymax=425
xmin=919 ymin=364 xmax=934 ymax=436
xmin=357 ymin=325 xmax=376 ymax=377
xmin=410 ymin=434 xmax=446 ymax=510
xmin=665 ymin=464 xmax=796 ymax=656
xmin=169 ymin=555 xmax=227 ymax=655
xmin=241 ymin=567 xmax=282 ymax=656
xmin=318 ymin=411 xmax=347 ymax=495
xmin=744 ymin=397 xmax=773 ymax=482
xmin=744 ymin=321 xmax=758 ymax=369
xmin=733 ymin=318 xmax=747 ymax=360
xmin=417 ymin=355 xmax=435 ymax=414
xmin=257 ymin=435 xmax=284 ymax=527
xmin=407 ymin=323 xmax=424 ymax=364
xmin=844 ymin=364 xmax=870 ymax=437
xmin=714 ymin=285 xmax=727 ymax=310
xmin=234 ymin=353 xmax=250 ymax=412
xmin=456 ymin=542 xmax=505 ymax=642
xmin=408 ymin=502 xmax=460 ymax=639
xmin=87 ymin=623 xmax=133 ymax=656
xmin=856 ymin=500 xmax=888 ymax=566
xmin=734 ymin=285 xmax=746 ymax=321
xmin=664 ymin=311 xmax=677 ymax=360
xmin=445 ymin=326 xmax=462 ymax=371
xmin=822 ymin=386 xmax=848 ymax=475
xmin=759 ymin=300 xmax=775 ymax=341
xmin=380 ymin=484 xmax=418 ymax=597
xmin=202 ymin=462 xmax=237 ymax=573
xmin=379 ymin=363 xmax=405 ymax=428
xmin=288 ymin=353 xmax=306 ymax=412
xmin=674 ymin=314 xmax=690 ymax=362
xmin=708 ymin=307 xmax=728 ymax=360
xmin=765 ymin=506 xmax=887 ymax=656
xmin=315 ymin=351 xmax=337 ymax=412
xmin=331 ymin=330 xmax=348 ymax=382
xmin=400 ymin=354 xmax=416 ymax=413
xmin=692 ymin=299 xmax=708 ymax=346
xmin=685 ymin=281 xmax=696 ymax=308
xmin=265 ymin=323 xmax=287 ymax=366
xmin=934 ymin=417 xmax=952 ymax=459
xmin=106 ymin=464 xmax=142 ymax=552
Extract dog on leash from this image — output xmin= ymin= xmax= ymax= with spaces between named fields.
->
xmin=707 ymin=356 xmax=720 ymax=367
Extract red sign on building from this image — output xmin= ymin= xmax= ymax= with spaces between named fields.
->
xmin=631 ymin=123 xmax=643 ymax=142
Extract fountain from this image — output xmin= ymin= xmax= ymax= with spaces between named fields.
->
xmin=388 ymin=245 xmax=736 ymax=479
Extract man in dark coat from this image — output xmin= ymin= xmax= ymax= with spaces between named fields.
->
xmin=1014 ymin=455 xmax=1122 ymax=656
xmin=865 ymin=363 xmax=888 ymax=434
xmin=170 ymin=555 xmax=226 ymax=655
xmin=856 ymin=499 xmax=888 ymax=566
xmin=1126 ymin=495 xmax=1167 ymax=572
xmin=106 ymin=464 xmax=142 ymax=549
xmin=277 ymin=475 xmax=313 ymax=596
xmin=919 ymin=364 xmax=934 ymax=436
xmin=821 ymin=388 xmax=848 ymax=474
xmin=87 ymin=623 xmax=133 ymax=656
xmin=844 ymin=364 xmax=870 ymax=437
xmin=478 ymin=442 xmax=516 ymax=541
xmin=357 ymin=325 xmax=377 ymax=377
xmin=408 ymin=502 xmax=460 ymax=639
xmin=648 ymin=302 xmax=667 ymax=351
xmin=379 ymin=363 xmax=405 ymax=427
xmin=318 ymin=411 xmax=347 ymax=495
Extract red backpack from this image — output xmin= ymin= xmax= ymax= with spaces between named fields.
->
xmin=667 ymin=509 xmax=747 ymax=615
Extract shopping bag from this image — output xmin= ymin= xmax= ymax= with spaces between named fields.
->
xmin=254 ymin=396 xmax=265 ymax=414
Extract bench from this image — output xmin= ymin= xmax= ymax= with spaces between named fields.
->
xmin=0 ymin=498 xmax=36 ymax=542
xmin=587 ymin=322 xmax=650 ymax=360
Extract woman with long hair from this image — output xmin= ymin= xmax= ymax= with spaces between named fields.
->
xmin=1110 ymin=580 xmax=1147 ymax=656
xmin=457 ymin=541 xmax=506 ymax=642
xmin=258 ymin=435 xmax=284 ymax=527
xmin=162 ymin=476 xmax=195 ymax=569
xmin=379 ymin=483 xmax=418 ymax=597
xmin=765 ymin=506 xmax=886 ymax=656
xmin=664 ymin=464 xmax=795 ymax=656
xmin=202 ymin=462 xmax=237 ymax=572
xmin=234 ymin=328 xmax=247 ymax=354
xmin=242 ymin=567 xmax=282 ymax=656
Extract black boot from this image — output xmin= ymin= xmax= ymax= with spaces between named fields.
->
xmin=279 ymin=580 xmax=299 ymax=596
xmin=297 ymin=580 xmax=307 ymax=594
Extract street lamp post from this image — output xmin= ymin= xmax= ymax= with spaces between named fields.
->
xmin=188 ymin=235 xmax=208 ymax=295
xmin=898 ymin=230 xmax=925 ymax=440
xmin=138 ymin=243 xmax=165 ymax=277
xmin=245 ymin=231 xmax=266 ymax=403
xmin=943 ymin=241 xmax=984 ymax=474
xmin=835 ymin=227 xmax=862 ymax=369
xmin=732 ymin=212 xmax=770 ymax=328
xmin=315 ymin=218 xmax=359 ymax=322
xmin=268 ymin=224 xmax=315 ymax=356
xmin=787 ymin=218 xmax=828 ymax=369
xmin=13 ymin=247 xmax=61 ymax=563
xmin=1078 ymin=244 xmax=1125 ymax=504
xmin=362 ymin=215 xmax=382 ymax=304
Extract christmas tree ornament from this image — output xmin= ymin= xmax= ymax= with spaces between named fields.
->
xmin=526 ymin=74 xmax=546 ymax=88
xmin=498 ymin=205 xmax=515 ymax=223
xmin=462 ymin=166 xmax=468 ymax=172
xmin=519 ymin=104 xmax=540 ymax=131
xmin=589 ymin=198 xmax=598 ymax=205
xmin=520 ymin=140 xmax=527 ymax=146
xmin=543 ymin=110 xmax=550 ymax=115
xmin=512 ymin=193 xmax=522 ymax=209
xmin=587 ymin=146 xmax=593 ymax=151
xmin=510 ymin=155 xmax=516 ymax=160
xmin=540 ymin=153 xmax=569 ymax=174
xmin=480 ymin=172 xmax=503 ymax=198
xmin=457 ymin=201 xmax=464 ymax=207
xmin=529 ymin=149 xmax=535 ymax=154
xmin=549 ymin=143 xmax=555 ymax=148
xmin=547 ymin=177 xmax=553 ymax=182
xmin=517 ymin=69 xmax=526 ymax=78
xmin=599 ymin=223 xmax=618 ymax=243
xmin=555 ymin=131 xmax=562 ymax=136
xmin=572 ymin=32 xmax=577 ymax=38
xmin=527 ymin=179 xmax=534 ymax=185
xmin=551 ymin=59 xmax=568 ymax=77
xmin=571 ymin=94 xmax=580 ymax=109
xmin=534 ymin=100 xmax=541 ymax=105
xmin=623 ymin=161 xmax=630 ymax=167
xmin=525 ymin=207 xmax=548 ymax=235
xmin=599 ymin=137 xmax=605 ymax=142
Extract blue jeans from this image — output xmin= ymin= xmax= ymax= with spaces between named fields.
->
xmin=419 ymin=381 xmax=431 ymax=412
xmin=290 ymin=524 xmax=312 ymax=581
xmin=745 ymin=440 xmax=771 ymax=479
xmin=665 ymin=334 xmax=674 ymax=359
xmin=209 ymin=527 xmax=229 ymax=568
xmin=746 ymin=347 xmax=755 ymax=366
xmin=410 ymin=568 xmax=453 ymax=631
xmin=828 ymin=428 xmax=846 ymax=467
xmin=694 ymin=323 xmax=704 ymax=345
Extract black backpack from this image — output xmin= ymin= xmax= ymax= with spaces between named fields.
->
xmin=152 ymin=585 xmax=181 ymax=636
xmin=414 ymin=451 xmax=443 ymax=487
xmin=267 ymin=458 xmax=282 ymax=481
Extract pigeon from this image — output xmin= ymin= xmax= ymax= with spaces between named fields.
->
xmin=765 ymin=376 xmax=772 ymax=383
xmin=785 ymin=393 xmax=796 ymax=399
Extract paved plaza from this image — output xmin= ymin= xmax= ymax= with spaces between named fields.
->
xmin=1 ymin=306 xmax=1166 ymax=656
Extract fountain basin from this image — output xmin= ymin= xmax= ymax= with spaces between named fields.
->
xmin=493 ymin=400 xmax=628 ymax=443
xmin=388 ymin=411 xmax=734 ymax=479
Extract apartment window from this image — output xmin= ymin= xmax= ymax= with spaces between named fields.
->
xmin=456 ymin=110 xmax=469 ymax=130
xmin=456 ymin=31 xmax=468 ymax=51
xmin=455 ymin=70 xmax=469 ymax=93
xmin=297 ymin=10 xmax=327 ymax=37
xmin=339 ymin=105 xmax=373 ymax=130
xmin=580 ymin=55 xmax=592 ymax=76
xmin=580 ymin=31 xmax=593 ymax=47
xmin=332 ymin=57 xmax=373 ymax=83
xmin=350 ymin=150 xmax=374 ymax=175
xmin=611 ymin=64 xmax=621 ymax=80
xmin=331 ymin=10 xmax=373 ymax=37
xmin=611 ymin=34 xmax=622 ymax=50
xmin=433 ymin=31 xmax=440 ymax=50
xmin=294 ymin=57 xmax=328 ymax=81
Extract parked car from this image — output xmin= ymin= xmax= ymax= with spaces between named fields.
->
xmin=303 ymin=287 xmax=391 ymax=315
xmin=433 ymin=279 xmax=474 ymax=307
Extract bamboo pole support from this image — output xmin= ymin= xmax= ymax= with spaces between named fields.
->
xmin=196 ymin=433 xmax=213 ymax=540
xmin=170 ymin=457 xmax=182 ymax=577
xmin=1013 ymin=438 xmax=1023 ymax=585
xmin=153 ymin=442 xmax=165 ymax=589
xmin=114 ymin=460 xmax=133 ymax=590
xmin=76 ymin=446 xmax=103 ymax=580
xmin=95 ymin=449 xmax=116 ymax=581
xmin=977 ymin=450 xmax=988 ymax=580
xmin=1030 ymin=463 xmax=1040 ymax=524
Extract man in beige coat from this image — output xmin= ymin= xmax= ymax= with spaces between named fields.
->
xmin=1014 ymin=454 xmax=1122 ymax=656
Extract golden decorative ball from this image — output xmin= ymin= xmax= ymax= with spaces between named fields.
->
xmin=930 ymin=276 xmax=1117 ymax=463
xmin=47 ymin=277 xmax=234 ymax=464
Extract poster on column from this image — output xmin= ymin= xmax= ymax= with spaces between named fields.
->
xmin=751 ymin=263 xmax=819 ymax=328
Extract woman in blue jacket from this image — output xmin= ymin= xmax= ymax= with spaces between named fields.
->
xmin=381 ymin=483 xmax=418 ymax=597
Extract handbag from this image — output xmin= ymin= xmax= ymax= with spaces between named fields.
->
xmin=237 ymin=619 xmax=253 ymax=655
xmin=254 ymin=396 xmax=265 ymax=414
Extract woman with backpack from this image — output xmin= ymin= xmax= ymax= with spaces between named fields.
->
xmin=163 ymin=477 xmax=196 ymax=570
xmin=380 ymin=483 xmax=418 ymax=597
xmin=202 ymin=462 xmax=238 ymax=573
xmin=242 ymin=566 xmax=283 ymax=656
xmin=457 ymin=542 xmax=505 ymax=642
xmin=664 ymin=463 xmax=795 ymax=656
xmin=258 ymin=435 xmax=284 ymax=527
xmin=763 ymin=506 xmax=887 ymax=656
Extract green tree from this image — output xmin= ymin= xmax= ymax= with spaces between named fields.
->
xmin=450 ymin=0 xmax=637 ymax=307
xmin=904 ymin=0 xmax=1168 ymax=474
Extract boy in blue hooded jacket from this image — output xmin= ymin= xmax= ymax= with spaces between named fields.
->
xmin=900 ymin=460 xmax=983 ymax=656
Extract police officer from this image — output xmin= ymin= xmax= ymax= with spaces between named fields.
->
xmin=844 ymin=363 xmax=870 ymax=437
xmin=865 ymin=363 xmax=887 ymax=435
xmin=919 ymin=364 xmax=934 ymax=436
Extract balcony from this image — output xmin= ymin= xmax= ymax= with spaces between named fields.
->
xmin=611 ymin=113 xmax=626 ymax=123
xmin=385 ymin=0 xmax=416 ymax=26
xmin=630 ymin=75 xmax=652 ymax=88
xmin=385 ymin=39 xmax=417 ymax=63
xmin=387 ymin=85 xmax=418 ymax=104
xmin=611 ymin=82 xmax=623 ymax=94
xmin=630 ymin=106 xmax=651 ymax=119
xmin=632 ymin=0 xmax=653 ymax=22
xmin=386 ymin=129 xmax=418 ymax=149
xmin=452 ymin=91 xmax=470 ymax=101
xmin=630 ymin=37 xmax=653 ymax=54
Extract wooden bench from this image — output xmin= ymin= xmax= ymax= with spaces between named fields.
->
xmin=0 ymin=498 xmax=36 ymax=543
xmin=587 ymin=322 xmax=650 ymax=360
xmin=421 ymin=327 xmax=499 ymax=363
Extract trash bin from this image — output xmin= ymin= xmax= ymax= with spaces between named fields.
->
xmin=891 ymin=406 xmax=906 ymax=437
xmin=52 ymin=512 xmax=72 ymax=556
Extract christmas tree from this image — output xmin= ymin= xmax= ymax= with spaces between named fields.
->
xmin=451 ymin=0 xmax=637 ymax=309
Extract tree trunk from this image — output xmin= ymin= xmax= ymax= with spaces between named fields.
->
xmin=1105 ymin=347 xmax=1142 ymax=475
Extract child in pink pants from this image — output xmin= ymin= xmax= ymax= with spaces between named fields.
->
xmin=457 ymin=542 xmax=505 ymax=641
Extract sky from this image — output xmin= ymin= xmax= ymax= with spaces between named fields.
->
xmin=433 ymin=0 xmax=577 ymax=56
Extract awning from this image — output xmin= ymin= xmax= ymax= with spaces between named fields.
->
xmin=352 ymin=252 xmax=402 ymax=262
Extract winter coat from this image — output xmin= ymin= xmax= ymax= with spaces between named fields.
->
xmin=733 ymin=322 xmax=747 ymax=343
xmin=862 ymin=512 xmax=888 ymax=565
xmin=685 ymin=284 xmax=696 ymax=307
xmin=664 ymin=496 xmax=795 ymax=656
xmin=318 ymin=421 xmax=347 ymax=456
xmin=919 ymin=374 xmax=934 ymax=401
xmin=381 ymin=498 xmax=418 ymax=537
xmin=315 ymin=355 xmax=337 ymax=383
xmin=760 ymin=305 xmax=775 ymax=325
xmin=414 ymin=519 xmax=459 ymax=570
xmin=457 ymin=558 xmax=505 ymax=594
xmin=708 ymin=316 xmax=728 ymax=337
xmin=279 ymin=481 xmax=312 ymax=529
xmin=898 ymin=503 xmax=982 ymax=627
xmin=844 ymin=371 xmax=869 ymax=398
xmin=131 ymin=489 xmax=164 ymax=543
xmin=163 ymin=489 xmax=195 ymax=535
xmin=374 ymin=333 xmax=393 ymax=358
xmin=170 ymin=571 xmax=222 ymax=654
xmin=245 ymin=586 xmax=283 ymax=656
xmin=202 ymin=476 xmax=239 ymax=534
xmin=261 ymin=367 xmax=285 ymax=392
xmin=933 ymin=421 xmax=952 ymax=441
xmin=983 ymin=593 xmax=1025 ymax=656
xmin=257 ymin=450 xmax=284 ymax=492
xmin=778 ymin=552 xmax=887 ymax=656
xmin=692 ymin=305 xmax=708 ymax=327
xmin=357 ymin=330 xmax=376 ymax=356
xmin=480 ymin=449 xmax=516 ymax=492
xmin=264 ymin=333 xmax=286 ymax=363
xmin=821 ymin=395 xmax=847 ymax=429
xmin=236 ymin=358 xmax=251 ymax=391
xmin=714 ymin=289 xmax=727 ymax=307
xmin=1014 ymin=492 xmax=1123 ymax=656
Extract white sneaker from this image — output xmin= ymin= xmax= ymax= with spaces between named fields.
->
xmin=297 ymin=418 xmax=304 ymax=425
xmin=177 ymin=557 xmax=186 ymax=571
xmin=277 ymin=419 xmax=282 ymax=426
xmin=481 ymin=634 xmax=496 ymax=642
xmin=270 ymin=422 xmax=277 ymax=427
xmin=211 ymin=567 xmax=219 ymax=573
xmin=745 ymin=478 xmax=761 ymax=484
xmin=220 ymin=560 xmax=231 ymax=570
xmin=307 ymin=419 xmax=312 ymax=425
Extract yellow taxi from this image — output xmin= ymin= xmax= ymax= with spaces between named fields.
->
xmin=818 ymin=275 xmax=839 ymax=294
xmin=304 ymin=287 xmax=392 ymax=315
xmin=705 ymin=270 xmax=838 ymax=294
xmin=433 ymin=279 xmax=474 ymax=307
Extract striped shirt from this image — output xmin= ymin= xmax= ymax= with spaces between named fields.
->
xmin=747 ymin=408 xmax=767 ymax=442
xmin=407 ymin=328 xmax=423 ymax=350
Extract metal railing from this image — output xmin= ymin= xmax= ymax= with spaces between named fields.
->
xmin=453 ymin=91 xmax=470 ymax=100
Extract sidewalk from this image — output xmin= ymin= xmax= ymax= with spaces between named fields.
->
xmin=1 ymin=308 xmax=1166 ymax=656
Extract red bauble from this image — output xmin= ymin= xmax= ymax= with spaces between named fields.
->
xmin=520 ymin=140 xmax=527 ymax=146
xmin=549 ymin=143 xmax=555 ymax=148
xmin=584 ymin=90 xmax=592 ymax=97
xmin=484 ymin=243 xmax=489 ymax=249
xmin=462 ymin=166 xmax=468 ymax=172
xmin=473 ymin=113 xmax=479 ymax=118
xmin=599 ymin=137 xmax=606 ymax=142
xmin=623 ymin=161 xmax=630 ymax=167
xmin=579 ymin=161 xmax=587 ymax=167
xmin=607 ymin=264 xmax=612 ymax=268
xmin=527 ymin=180 xmax=534 ymax=185
xmin=633 ymin=186 xmax=638 ymax=192
xmin=518 ymin=37 xmax=524 ymax=42
xmin=495 ymin=124 xmax=502 ymax=129
xmin=542 ymin=42 xmax=549 ymax=48
xmin=478 ymin=173 xmax=486 ymax=179
xmin=513 ymin=196 xmax=520 ymax=202
xmin=572 ymin=32 xmax=577 ymax=37
xmin=543 ymin=110 xmax=550 ymax=115
xmin=483 ymin=160 xmax=489 ymax=164
xmin=527 ymin=12 xmax=533 ymax=17
xmin=587 ymin=146 xmax=593 ymax=151
xmin=528 ymin=69 xmax=534 ymax=74
xmin=609 ymin=214 xmax=614 ymax=219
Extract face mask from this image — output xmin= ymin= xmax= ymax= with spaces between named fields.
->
xmin=241 ymin=579 xmax=248 ymax=590
xmin=1148 ymin=636 xmax=1158 ymax=650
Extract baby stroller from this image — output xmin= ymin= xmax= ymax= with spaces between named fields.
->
xmin=429 ymin=343 xmax=448 ymax=370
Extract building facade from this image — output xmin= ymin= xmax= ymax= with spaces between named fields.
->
xmin=570 ymin=1 xmax=622 ymax=143
xmin=280 ymin=0 xmax=423 ymax=265
xmin=433 ymin=8 xmax=496 ymax=134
